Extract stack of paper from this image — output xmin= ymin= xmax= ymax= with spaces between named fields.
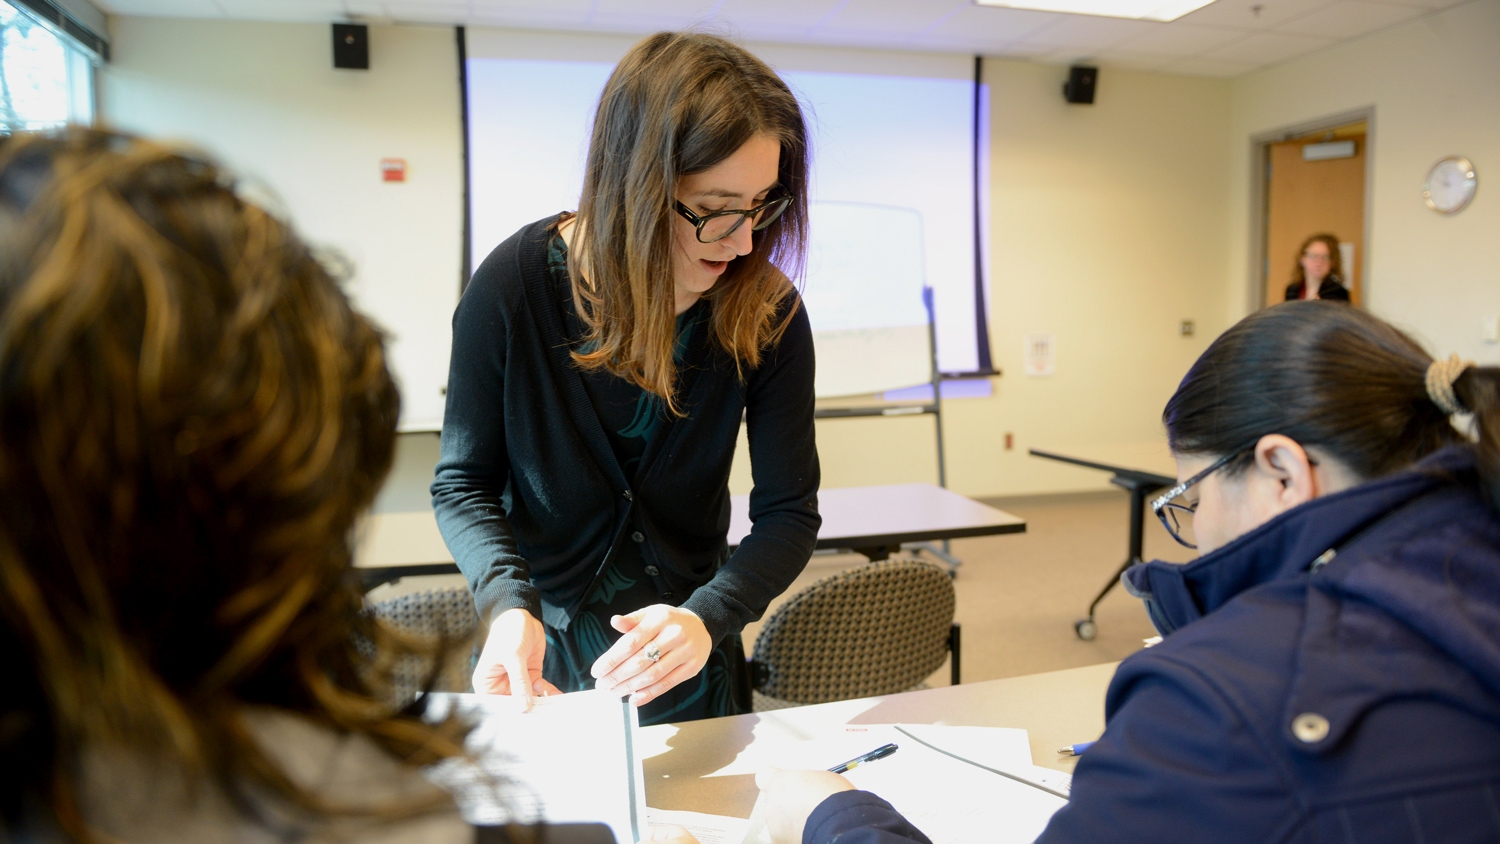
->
xmin=424 ymin=691 xmax=646 ymax=844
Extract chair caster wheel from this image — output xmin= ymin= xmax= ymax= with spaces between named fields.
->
xmin=1074 ymin=619 xmax=1097 ymax=641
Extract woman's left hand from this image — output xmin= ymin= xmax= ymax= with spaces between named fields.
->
xmin=591 ymin=604 xmax=712 ymax=706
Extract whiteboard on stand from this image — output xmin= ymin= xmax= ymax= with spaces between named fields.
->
xmin=802 ymin=202 xmax=932 ymax=399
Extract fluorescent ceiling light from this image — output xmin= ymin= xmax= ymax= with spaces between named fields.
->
xmin=973 ymin=0 xmax=1216 ymax=22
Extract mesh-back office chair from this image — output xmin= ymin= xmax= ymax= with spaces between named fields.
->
xmin=367 ymin=587 xmax=481 ymax=703
xmin=748 ymin=559 xmax=960 ymax=712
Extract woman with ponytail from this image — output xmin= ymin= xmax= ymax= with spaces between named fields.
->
xmin=761 ymin=301 xmax=1500 ymax=844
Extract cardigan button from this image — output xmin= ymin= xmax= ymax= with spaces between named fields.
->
xmin=644 ymin=565 xmax=660 ymax=577
xmin=622 ymin=490 xmax=633 ymax=501
xmin=1292 ymin=713 xmax=1330 ymax=743
xmin=632 ymin=531 xmax=645 ymax=543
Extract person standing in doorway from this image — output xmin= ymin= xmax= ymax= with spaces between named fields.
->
xmin=1283 ymin=233 xmax=1350 ymax=302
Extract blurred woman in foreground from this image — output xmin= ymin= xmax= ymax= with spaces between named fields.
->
xmin=761 ymin=301 xmax=1500 ymax=843
xmin=0 ymin=129 xmax=481 ymax=843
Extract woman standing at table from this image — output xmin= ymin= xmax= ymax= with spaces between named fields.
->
xmin=1283 ymin=233 xmax=1350 ymax=302
xmin=758 ymin=301 xmax=1500 ymax=842
xmin=432 ymin=31 xmax=820 ymax=726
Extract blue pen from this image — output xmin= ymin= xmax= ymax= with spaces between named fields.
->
xmin=1057 ymin=741 xmax=1095 ymax=756
xmin=829 ymin=742 xmax=899 ymax=774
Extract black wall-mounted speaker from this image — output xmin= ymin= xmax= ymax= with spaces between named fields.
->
xmin=1063 ymin=66 xmax=1097 ymax=105
xmin=332 ymin=23 xmax=369 ymax=70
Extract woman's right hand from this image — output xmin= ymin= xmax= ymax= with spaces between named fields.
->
xmin=472 ymin=607 xmax=563 ymax=706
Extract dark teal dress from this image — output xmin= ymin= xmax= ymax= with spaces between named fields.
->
xmin=539 ymin=234 xmax=750 ymax=725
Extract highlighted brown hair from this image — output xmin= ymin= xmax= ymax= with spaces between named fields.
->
xmin=1289 ymin=233 xmax=1343 ymax=289
xmin=569 ymin=31 xmax=809 ymax=412
xmin=0 ymin=129 xmax=466 ymax=838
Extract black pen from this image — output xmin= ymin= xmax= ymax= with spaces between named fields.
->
xmin=828 ymin=742 xmax=899 ymax=774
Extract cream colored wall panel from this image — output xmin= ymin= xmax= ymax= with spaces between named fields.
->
xmin=1227 ymin=0 xmax=1500 ymax=365
xmin=101 ymin=18 xmax=464 ymax=432
xmin=735 ymin=61 xmax=1235 ymax=499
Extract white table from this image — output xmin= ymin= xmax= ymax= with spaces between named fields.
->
xmin=355 ymin=483 xmax=1025 ymax=590
xmin=643 ymin=661 xmax=1118 ymax=817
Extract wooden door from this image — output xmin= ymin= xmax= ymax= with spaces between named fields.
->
xmin=1264 ymin=129 xmax=1366 ymax=306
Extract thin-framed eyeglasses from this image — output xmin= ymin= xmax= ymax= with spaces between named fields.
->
xmin=1150 ymin=442 xmax=1257 ymax=550
xmin=674 ymin=195 xmax=792 ymax=244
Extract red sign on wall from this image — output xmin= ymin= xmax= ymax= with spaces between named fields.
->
xmin=381 ymin=158 xmax=407 ymax=183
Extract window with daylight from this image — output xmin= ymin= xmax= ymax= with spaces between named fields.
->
xmin=1 ymin=0 xmax=95 ymax=134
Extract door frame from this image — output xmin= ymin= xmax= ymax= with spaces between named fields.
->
xmin=1247 ymin=106 xmax=1376 ymax=311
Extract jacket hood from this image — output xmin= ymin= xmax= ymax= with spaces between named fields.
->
xmin=1125 ymin=448 xmax=1500 ymax=660
xmin=1126 ymin=445 xmax=1500 ymax=756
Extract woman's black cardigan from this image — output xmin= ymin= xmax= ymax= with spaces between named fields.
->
xmin=1283 ymin=277 xmax=1351 ymax=301
xmin=430 ymin=217 xmax=821 ymax=646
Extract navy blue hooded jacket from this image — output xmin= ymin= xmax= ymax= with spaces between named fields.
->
xmin=804 ymin=446 xmax=1500 ymax=843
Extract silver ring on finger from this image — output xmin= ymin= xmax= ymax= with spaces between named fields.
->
xmin=644 ymin=642 xmax=663 ymax=663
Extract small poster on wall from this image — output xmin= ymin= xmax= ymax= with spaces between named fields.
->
xmin=1024 ymin=333 xmax=1055 ymax=378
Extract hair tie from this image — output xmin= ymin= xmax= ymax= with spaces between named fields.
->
xmin=1425 ymin=354 xmax=1475 ymax=416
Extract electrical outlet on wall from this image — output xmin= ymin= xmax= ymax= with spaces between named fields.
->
xmin=1484 ymin=315 xmax=1500 ymax=344
xmin=1180 ymin=320 xmax=1195 ymax=337
xmin=1024 ymin=333 xmax=1055 ymax=377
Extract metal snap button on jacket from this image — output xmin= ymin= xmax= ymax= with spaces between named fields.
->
xmin=1292 ymin=713 xmax=1330 ymax=743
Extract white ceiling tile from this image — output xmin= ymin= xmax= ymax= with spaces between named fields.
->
xmin=1198 ymin=28 xmax=1333 ymax=62
xmin=714 ymin=0 xmax=845 ymax=30
xmin=799 ymin=26 xmax=925 ymax=49
xmin=92 ymin=0 xmax=1437 ymax=78
xmin=1110 ymin=21 xmax=1247 ymax=54
xmin=465 ymin=10 xmax=597 ymax=31
xmin=812 ymin=0 xmax=969 ymax=36
xmin=919 ymin=4 xmax=1060 ymax=43
xmin=1090 ymin=48 xmax=1177 ymax=70
xmin=464 ymin=0 xmax=593 ymax=27
xmin=1023 ymin=13 xmax=1161 ymax=49
xmin=588 ymin=0 xmax=720 ymax=22
xmin=466 ymin=0 xmax=590 ymax=10
xmin=1174 ymin=0 xmax=1338 ymax=30
xmin=1378 ymin=0 xmax=1467 ymax=8
xmin=1273 ymin=0 xmax=1423 ymax=37
xmin=210 ymin=0 xmax=344 ymax=22
xmin=354 ymin=1 xmax=468 ymax=24
xmin=1158 ymin=54 xmax=1261 ymax=75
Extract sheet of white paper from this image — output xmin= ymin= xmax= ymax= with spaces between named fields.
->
xmin=841 ymin=729 xmax=1067 ymax=844
xmin=713 ymin=724 xmax=1065 ymax=844
xmin=891 ymin=724 xmax=1032 ymax=770
xmin=424 ymin=690 xmax=646 ymax=844
xmin=646 ymin=809 xmax=750 ymax=844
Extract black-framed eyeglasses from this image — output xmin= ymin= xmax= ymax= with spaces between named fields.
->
xmin=674 ymin=195 xmax=793 ymax=244
xmin=1150 ymin=442 xmax=1256 ymax=550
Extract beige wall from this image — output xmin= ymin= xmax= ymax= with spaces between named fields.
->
xmin=101 ymin=16 xmax=1236 ymax=501
xmin=733 ymin=62 xmax=1235 ymax=498
xmin=1225 ymin=0 xmax=1500 ymax=365
xmin=100 ymin=18 xmax=464 ymax=431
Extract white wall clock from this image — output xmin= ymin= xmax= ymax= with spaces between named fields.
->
xmin=1423 ymin=156 xmax=1477 ymax=214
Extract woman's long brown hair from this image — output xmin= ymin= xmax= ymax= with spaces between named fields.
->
xmin=0 ymin=129 xmax=467 ymax=839
xmin=570 ymin=31 xmax=810 ymax=413
xmin=1289 ymin=232 xmax=1343 ymax=290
